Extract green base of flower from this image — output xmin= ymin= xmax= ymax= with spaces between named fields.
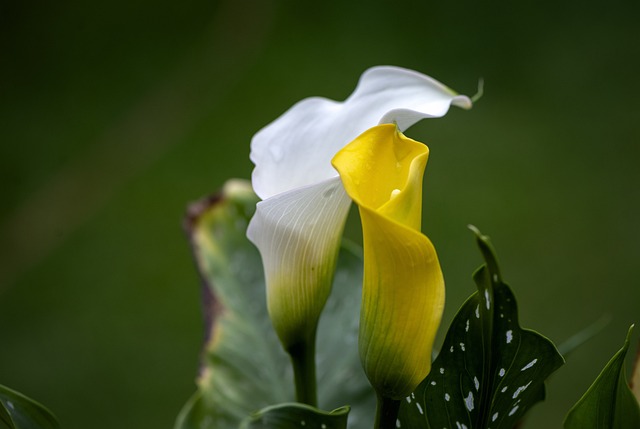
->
xmin=288 ymin=337 xmax=318 ymax=407
xmin=374 ymin=394 xmax=401 ymax=429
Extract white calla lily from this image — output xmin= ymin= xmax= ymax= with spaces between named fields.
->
xmin=246 ymin=176 xmax=351 ymax=349
xmin=246 ymin=65 xmax=471 ymax=404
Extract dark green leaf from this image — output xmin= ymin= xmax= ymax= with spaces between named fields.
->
xmin=240 ymin=403 xmax=350 ymax=429
xmin=175 ymin=180 xmax=373 ymax=429
xmin=0 ymin=384 xmax=60 ymax=429
xmin=564 ymin=326 xmax=640 ymax=429
xmin=398 ymin=226 xmax=564 ymax=429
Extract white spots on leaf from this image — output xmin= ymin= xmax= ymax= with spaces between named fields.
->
xmin=475 ymin=305 xmax=480 ymax=319
xmin=416 ymin=403 xmax=424 ymax=415
xmin=493 ymin=274 xmax=499 ymax=283
xmin=499 ymin=368 xmax=505 ymax=377
xmin=431 ymin=381 xmax=437 ymax=386
xmin=450 ymin=345 xmax=454 ymax=353
xmin=455 ymin=422 xmax=468 ymax=429
xmin=521 ymin=359 xmax=538 ymax=371
xmin=506 ymin=330 xmax=513 ymax=344
xmin=500 ymin=313 xmax=504 ymax=319
xmin=509 ymin=405 xmax=519 ymax=416
xmin=406 ymin=396 xmax=411 ymax=403
xmin=465 ymin=319 xmax=470 ymax=332
xmin=492 ymin=412 xmax=499 ymax=422
xmin=411 ymin=392 xmax=415 ymax=399
xmin=512 ymin=381 xmax=532 ymax=399
xmin=6 ymin=401 xmax=14 ymax=410
xmin=474 ymin=376 xmax=479 ymax=391
xmin=460 ymin=342 xmax=466 ymax=352
xmin=390 ymin=189 xmax=401 ymax=199
xmin=501 ymin=386 xmax=508 ymax=393
xmin=396 ymin=419 xmax=401 ymax=428
xmin=440 ymin=367 xmax=445 ymax=374
xmin=321 ymin=425 xmax=327 ymax=429
xmin=464 ymin=392 xmax=474 ymax=412
xmin=300 ymin=421 xmax=306 ymax=426
xmin=484 ymin=289 xmax=491 ymax=309
xmin=445 ymin=393 xmax=451 ymax=401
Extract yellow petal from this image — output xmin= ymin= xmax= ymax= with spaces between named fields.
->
xmin=332 ymin=124 xmax=445 ymax=399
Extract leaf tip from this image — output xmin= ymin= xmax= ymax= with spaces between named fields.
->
xmin=468 ymin=225 xmax=502 ymax=282
xmin=183 ymin=179 xmax=257 ymax=237
xmin=467 ymin=223 xmax=481 ymax=235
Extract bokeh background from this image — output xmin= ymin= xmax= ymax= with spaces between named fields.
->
xmin=1 ymin=0 xmax=639 ymax=428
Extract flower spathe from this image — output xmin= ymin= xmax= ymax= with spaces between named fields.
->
xmin=332 ymin=124 xmax=445 ymax=400
xmin=247 ymin=66 xmax=470 ymax=354
xmin=246 ymin=178 xmax=351 ymax=349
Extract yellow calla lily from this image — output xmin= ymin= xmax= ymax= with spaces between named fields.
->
xmin=332 ymin=123 xmax=445 ymax=400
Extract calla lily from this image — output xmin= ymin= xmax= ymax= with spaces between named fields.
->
xmin=332 ymin=124 xmax=444 ymax=401
xmin=246 ymin=66 xmax=471 ymax=404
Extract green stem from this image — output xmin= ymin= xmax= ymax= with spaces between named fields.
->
xmin=288 ymin=333 xmax=318 ymax=407
xmin=374 ymin=394 xmax=401 ymax=429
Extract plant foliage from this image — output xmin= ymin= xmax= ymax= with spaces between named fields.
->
xmin=175 ymin=180 xmax=372 ymax=429
xmin=564 ymin=326 xmax=640 ymax=429
xmin=397 ymin=226 xmax=564 ymax=428
xmin=0 ymin=385 xmax=59 ymax=429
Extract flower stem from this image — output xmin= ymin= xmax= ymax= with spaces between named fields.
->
xmin=288 ymin=334 xmax=318 ymax=407
xmin=374 ymin=394 xmax=401 ymax=429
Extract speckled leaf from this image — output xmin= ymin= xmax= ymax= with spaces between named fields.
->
xmin=0 ymin=384 xmax=60 ymax=429
xmin=240 ymin=403 xmax=349 ymax=429
xmin=174 ymin=179 xmax=372 ymax=429
xmin=397 ymin=226 xmax=564 ymax=429
xmin=564 ymin=326 xmax=640 ymax=429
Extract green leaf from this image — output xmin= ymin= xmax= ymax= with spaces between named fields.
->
xmin=175 ymin=179 xmax=374 ymax=429
xmin=564 ymin=325 xmax=640 ymax=429
xmin=0 ymin=384 xmax=60 ymax=429
xmin=240 ymin=403 xmax=350 ymax=429
xmin=632 ymin=339 xmax=640 ymax=406
xmin=397 ymin=226 xmax=564 ymax=429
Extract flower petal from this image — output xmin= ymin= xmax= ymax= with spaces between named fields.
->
xmin=246 ymin=176 xmax=352 ymax=348
xmin=332 ymin=124 xmax=445 ymax=399
xmin=251 ymin=66 xmax=472 ymax=200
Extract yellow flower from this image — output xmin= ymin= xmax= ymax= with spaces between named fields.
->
xmin=332 ymin=124 xmax=445 ymax=400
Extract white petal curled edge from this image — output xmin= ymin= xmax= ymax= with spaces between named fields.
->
xmin=246 ymin=176 xmax=352 ymax=347
xmin=251 ymin=65 xmax=472 ymax=200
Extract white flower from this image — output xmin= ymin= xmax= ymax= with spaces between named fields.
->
xmin=246 ymin=66 xmax=471 ymax=351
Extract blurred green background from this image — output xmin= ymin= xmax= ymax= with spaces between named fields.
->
xmin=1 ymin=0 xmax=639 ymax=427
